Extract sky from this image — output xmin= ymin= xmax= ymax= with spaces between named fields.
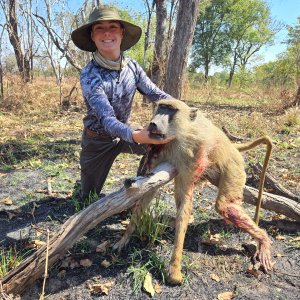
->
xmin=262 ymin=0 xmax=300 ymax=62
xmin=69 ymin=0 xmax=300 ymax=63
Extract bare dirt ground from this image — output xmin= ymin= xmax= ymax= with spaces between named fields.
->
xmin=0 ymin=100 xmax=299 ymax=300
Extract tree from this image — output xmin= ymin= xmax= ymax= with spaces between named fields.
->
xmin=226 ymin=0 xmax=273 ymax=87
xmin=150 ymin=0 xmax=167 ymax=88
xmin=1 ymin=0 xmax=31 ymax=82
xmin=150 ymin=0 xmax=178 ymax=89
xmin=164 ymin=0 xmax=200 ymax=98
xmin=286 ymin=17 xmax=300 ymax=106
xmin=191 ymin=0 xmax=232 ymax=81
xmin=254 ymin=56 xmax=294 ymax=87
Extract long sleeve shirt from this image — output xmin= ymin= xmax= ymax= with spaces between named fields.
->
xmin=80 ymin=59 xmax=172 ymax=143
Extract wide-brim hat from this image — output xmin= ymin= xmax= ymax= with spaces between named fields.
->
xmin=71 ymin=5 xmax=142 ymax=52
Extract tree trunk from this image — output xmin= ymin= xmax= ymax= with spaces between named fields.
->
xmin=7 ymin=0 xmax=30 ymax=83
xmin=150 ymin=0 xmax=167 ymax=89
xmin=164 ymin=0 xmax=200 ymax=99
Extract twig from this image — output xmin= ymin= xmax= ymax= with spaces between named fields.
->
xmin=39 ymin=229 xmax=50 ymax=300
xmin=47 ymin=178 xmax=53 ymax=196
xmin=274 ymin=269 xmax=300 ymax=278
xmin=221 ymin=126 xmax=248 ymax=142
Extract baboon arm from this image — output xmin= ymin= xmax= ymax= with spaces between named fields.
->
xmin=222 ymin=204 xmax=273 ymax=272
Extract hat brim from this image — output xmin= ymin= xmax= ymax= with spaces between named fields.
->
xmin=71 ymin=19 xmax=142 ymax=52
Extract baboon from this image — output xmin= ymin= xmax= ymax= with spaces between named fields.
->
xmin=114 ymin=99 xmax=274 ymax=285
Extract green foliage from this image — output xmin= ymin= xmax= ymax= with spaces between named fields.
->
xmin=0 ymin=246 xmax=24 ymax=277
xmin=127 ymin=248 xmax=167 ymax=293
xmin=191 ymin=0 xmax=233 ymax=77
xmin=131 ymin=197 xmax=170 ymax=246
xmin=286 ymin=17 xmax=300 ymax=79
xmin=192 ymin=0 xmax=274 ymax=84
xmin=72 ymin=190 xmax=99 ymax=212
xmin=254 ymin=57 xmax=295 ymax=86
xmin=117 ymin=8 xmax=153 ymax=67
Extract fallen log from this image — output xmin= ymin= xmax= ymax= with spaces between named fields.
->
xmin=1 ymin=163 xmax=177 ymax=296
xmin=250 ymin=163 xmax=300 ymax=203
xmin=243 ymin=186 xmax=300 ymax=222
xmin=1 ymin=162 xmax=299 ymax=295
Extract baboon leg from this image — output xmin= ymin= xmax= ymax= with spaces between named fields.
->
xmin=113 ymin=191 xmax=155 ymax=252
xmin=168 ymin=177 xmax=194 ymax=285
xmin=215 ymin=193 xmax=273 ymax=273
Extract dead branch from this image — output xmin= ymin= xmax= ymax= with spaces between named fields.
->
xmin=33 ymin=13 xmax=81 ymax=72
xmin=250 ymin=163 xmax=300 ymax=203
xmin=2 ymin=162 xmax=299 ymax=295
xmin=243 ymin=186 xmax=300 ymax=222
xmin=1 ymin=163 xmax=177 ymax=295
xmin=222 ymin=126 xmax=249 ymax=142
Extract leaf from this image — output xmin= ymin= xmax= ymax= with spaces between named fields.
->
xmin=70 ymin=259 xmax=80 ymax=269
xmin=89 ymin=281 xmax=114 ymax=295
xmin=7 ymin=212 xmax=16 ymax=220
xmin=96 ymin=240 xmax=109 ymax=253
xmin=274 ymin=253 xmax=286 ymax=258
xmin=25 ymin=239 xmax=46 ymax=249
xmin=34 ymin=240 xmax=46 ymax=247
xmin=217 ymin=291 xmax=235 ymax=300
xmin=154 ymin=283 xmax=162 ymax=294
xmin=247 ymin=268 xmax=261 ymax=279
xmin=80 ymin=258 xmax=93 ymax=267
xmin=202 ymin=233 xmax=222 ymax=245
xmin=0 ymin=198 xmax=13 ymax=205
xmin=121 ymin=219 xmax=130 ymax=226
xmin=58 ymin=269 xmax=66 ymax=279
xmin=143 ymin=272 xmax=155 ymax=297
xmin=100 ymin=259 xmax=111 ymax=268
xmin=210 ymin=273 xmax=221 ymax=282
xmin=275 ymin=235 xmax=286 ymax=241
xmin=290 ymin=236 xmax=300 ymax=242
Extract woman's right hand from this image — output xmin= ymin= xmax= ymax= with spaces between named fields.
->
xmin=132 ymin=128 xmax=175 ymax=145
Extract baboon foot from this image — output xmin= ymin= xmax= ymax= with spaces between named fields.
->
xmin=256 ymin=241 xmax=275 ymax=273
xmin=167 ymin=264 xmax=183 ymax=285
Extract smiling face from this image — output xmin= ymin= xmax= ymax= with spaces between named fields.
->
xmin=91 ymin=21 xmax=124 ymax=60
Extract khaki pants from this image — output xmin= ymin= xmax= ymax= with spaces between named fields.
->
xmin=80 ymin=131 xmax=147 ymax=199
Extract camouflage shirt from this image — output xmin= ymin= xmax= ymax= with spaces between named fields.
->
xmin=80 ymin=59 xmax=172 ymax=143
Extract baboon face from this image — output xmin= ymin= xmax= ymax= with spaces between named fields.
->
xmin=148 ymin=99 xmax=198 ymax=140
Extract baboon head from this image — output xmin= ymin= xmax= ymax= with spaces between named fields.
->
xmin=148 ymin=99 xmax=198 ymax=140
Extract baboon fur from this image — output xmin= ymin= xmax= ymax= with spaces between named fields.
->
xmin=114 ymin=99 xmax=274 ymax=285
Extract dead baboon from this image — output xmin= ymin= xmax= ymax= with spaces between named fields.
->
xmin=114 ymin=99 xmax=274 ymax=285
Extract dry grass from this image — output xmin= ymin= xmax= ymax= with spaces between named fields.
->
xmin=0 ymin=76 xmax=83 ymax=144
xmin=1 ymin=75 xmax=81 ymax=114
xmin=0 ymin=74 xmax=298 ymax=145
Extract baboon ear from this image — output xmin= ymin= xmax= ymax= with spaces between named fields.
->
xmin=189 ymin=108 xmax=198 ymax=121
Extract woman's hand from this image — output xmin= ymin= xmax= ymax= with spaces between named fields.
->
xmin=132 ymin=128 xmax=175 ymax=145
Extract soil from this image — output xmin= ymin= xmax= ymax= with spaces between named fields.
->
xmin=0 ymin=102 xmax=299 ymax=300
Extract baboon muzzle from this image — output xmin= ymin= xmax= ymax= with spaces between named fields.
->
xmin=147 ymin=119 xmax=167 ymax=139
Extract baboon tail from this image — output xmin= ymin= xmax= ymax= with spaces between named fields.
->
xmin=235 ymin=136 xmax=273 ymax=225
xmin=234 ymin=136 xmax=273 ymax=152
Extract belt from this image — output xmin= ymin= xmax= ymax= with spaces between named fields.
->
xmin=84 ymin=128 xmax=113 ymax=140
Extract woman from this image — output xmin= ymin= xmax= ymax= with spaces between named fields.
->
xmin=71 ymin=5 xmax=174 ymax=199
